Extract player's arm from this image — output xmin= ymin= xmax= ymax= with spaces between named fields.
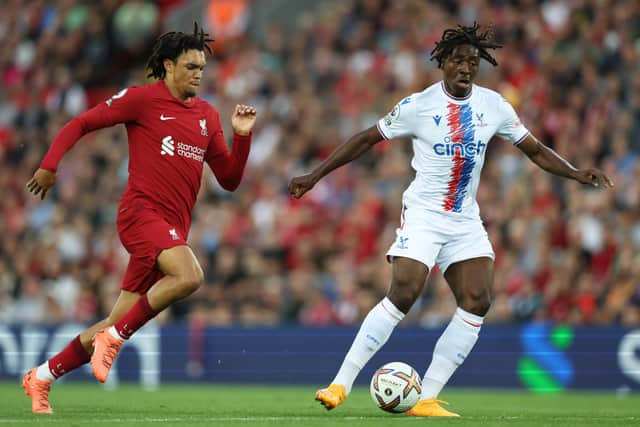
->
xmin=496 ymin=96 xmax=613 ymax=188
xmin=206 ymin=104 xmax=256 ymax=191
xmin=516 ymin=134 xmax=614 ymax=188
xmin=288 ymin=126 xmax=383 ymax=199
xmin=27 ymin=88 xmax=142 ymax=200
xmin=290 ymin=95 xmax=414 ymax=199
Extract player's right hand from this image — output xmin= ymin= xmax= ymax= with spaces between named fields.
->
xmin=26 ymin=168 xmax=56 ymax=200
xmin=288 ymin=174 xmax=316 ymax=199
xmin=571 ymin=168 xmax=615 ymax=188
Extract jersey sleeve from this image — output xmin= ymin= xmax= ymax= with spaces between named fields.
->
xmin=96 ymin=86 xmax=145 ymax=125
xmin=376 ymin=95 xmax=417 ymax=140
xmin=204 ymin=109 xmax=226 ymax=158
xmin=204 ymin=109 xmax=251 ymax=191
xmin=40 ymin=87 xmax=145 ymax=172
xmin=495 ymin=97 xmax=529 ymax=145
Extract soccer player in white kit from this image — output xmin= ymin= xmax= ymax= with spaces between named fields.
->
xmin=288 ymin=23 xmax=614 ymax=417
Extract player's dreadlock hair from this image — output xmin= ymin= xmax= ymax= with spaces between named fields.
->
xmin=430 ymin=23 xmax=502 ymax=69
xmin=146 ymin=22 xmax=213 ymax=80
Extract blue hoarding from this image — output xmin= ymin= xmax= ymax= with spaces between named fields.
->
xmin=0 ymin=323 xmax=638 ymax=391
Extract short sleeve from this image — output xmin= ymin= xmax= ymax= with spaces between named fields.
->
xmin=495 ymin=97 xmax=529 ymax=145
xmin=377 ymin=95 xmax=417 ymax=140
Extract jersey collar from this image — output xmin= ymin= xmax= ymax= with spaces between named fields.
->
xmin=158 ymin=80 xmax=197 ymax=108
xmin=440 ymin=81 xmax=473 ymax=102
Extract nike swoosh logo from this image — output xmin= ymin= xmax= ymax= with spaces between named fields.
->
xmin=160 ymin=114 xmax=176 ymax=120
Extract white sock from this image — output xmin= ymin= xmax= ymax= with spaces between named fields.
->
xmin=333 ymin=297 xmax=404 ymax=393
xmin=109 ymin=325 xmax=126 ymax=340
xmin=35 ymin=362 xmax=56 ymax=381
xmin=421 ymin=307 xmax=483 ymax=399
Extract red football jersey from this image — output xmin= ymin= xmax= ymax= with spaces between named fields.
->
xmin=41 ymin=81 xmax=251 ymax=235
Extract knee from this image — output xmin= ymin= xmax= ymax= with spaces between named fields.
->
xmin=459 ymin=287 xmax=491 ymax=316
xmin=387 ymin=274 xmax=422 ymax=314
xmin=176 ymin=264 xmax=205 ymax=298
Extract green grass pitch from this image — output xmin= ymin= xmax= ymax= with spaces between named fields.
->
xmin=1 ymin=383 xmax=638 ymax=426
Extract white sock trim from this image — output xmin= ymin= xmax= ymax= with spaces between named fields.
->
xmin=35 ymin=362 xmax=55 ymax=381
xmin=455 ymin=307 xmax=484 ymax=327
xmin=109 ymin=325 xmax=126 ymax=340
xmin=381 ymin=297 xmax=405 ymax=321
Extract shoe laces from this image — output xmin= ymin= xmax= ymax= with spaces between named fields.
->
xmin=319 ymin=388 xmax=334 ymax=398
xmin=102 ymin=337 xmax=122 ymax=366
xmin=327 ymin=385 xmax=345 ymax=398
xmin=33 ymin=380 xmax=51 ymax=408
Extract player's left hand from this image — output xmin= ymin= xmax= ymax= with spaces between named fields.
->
xmin=572 ymin=168 xmax=615 ymax=188
xmin=288 ymin=173 xmax=317 ymax=199
xmin=231 ymin=104 xmax=257 ymax=136
xmin=26 ymin=168 xmax=57 ymax=200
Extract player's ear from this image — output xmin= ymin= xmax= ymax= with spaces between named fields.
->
xmin=163 ymin=58 xmax=174 ymax=76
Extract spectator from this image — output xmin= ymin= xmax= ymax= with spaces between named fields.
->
xmin=2 ymin=0 xmax=639 ymax=327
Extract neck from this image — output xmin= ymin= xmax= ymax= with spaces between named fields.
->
xmin=164 ymin=80 xmax=191 ymax=103
xmin=444 ymin=80 xmax=471 ymax=98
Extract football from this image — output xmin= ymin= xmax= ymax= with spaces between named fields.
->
xmin=369 ymin=361 xmax=422 ymax=413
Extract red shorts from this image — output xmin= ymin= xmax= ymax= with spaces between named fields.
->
xmin=116 ymin=199 xmax=188 ymax=293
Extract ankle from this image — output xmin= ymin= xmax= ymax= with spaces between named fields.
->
xmin=108 ymin=326 xmax=126 ymax=340
xmin=35 ymin=364 xmax=55 ymax=382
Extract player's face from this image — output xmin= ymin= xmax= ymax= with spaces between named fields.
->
xmin=442 ymin=44 xmax=479 ymax=97
xmin=164 ymin=49 xmax=206 ymax=100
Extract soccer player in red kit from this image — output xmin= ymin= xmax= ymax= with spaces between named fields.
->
xmin=22 ymin=23 xmax=256 ymax=414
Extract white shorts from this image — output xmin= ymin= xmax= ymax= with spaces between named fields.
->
xmin=386 ymin=205 xmax=494 ymax=273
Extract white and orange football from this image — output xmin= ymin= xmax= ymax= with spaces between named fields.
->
xmin=369 ymin=361 xmax=422 ymax=413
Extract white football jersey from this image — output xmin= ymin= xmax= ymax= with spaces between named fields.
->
xmin=377 ymin=81 xmax=529 ymax=219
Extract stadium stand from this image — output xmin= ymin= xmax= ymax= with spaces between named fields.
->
xmin=1 ymin=0 xmax=639 ymax=329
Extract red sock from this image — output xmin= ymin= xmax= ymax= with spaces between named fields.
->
xmin=48 ymin=335 xmax=91 ymax=379
xmin=113 ymin=294 xmax=157 ymax=339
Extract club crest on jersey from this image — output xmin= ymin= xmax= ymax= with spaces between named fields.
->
xmin=476 ymin=113 xmax=487 ymax=127
xmin=169 ymin=228 xmax=179 ymax=240
xmin=199 ymin=119 xmax=208 ymax=136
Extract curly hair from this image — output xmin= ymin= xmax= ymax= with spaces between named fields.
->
xmin=146 ymin=22 xmax=213 ymax=80
xmin=430 ymin=22 xmax=502 ymax=69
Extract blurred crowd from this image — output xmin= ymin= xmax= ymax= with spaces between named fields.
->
xmin=1 ymin=0 xmax=639 ymax=329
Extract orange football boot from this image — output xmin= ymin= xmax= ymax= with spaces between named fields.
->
xmin=22 ymin=368 xmax=53 ymax=414
xmin=91 ymin=329 xmax=123 ymax=383
xmin=315 ymin=384 xmax=347 ymax=410
xmin=406 ymin=398 xmax=460 ymax=417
